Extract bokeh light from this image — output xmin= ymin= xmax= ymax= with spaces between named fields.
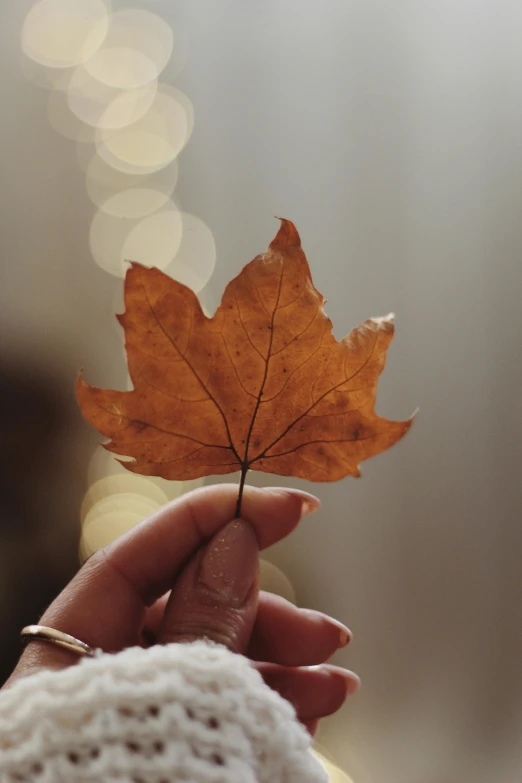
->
xmin=121 ymin=202 xmax=184 ymax=271
xmin=22 ymin=1 xmax=213 ymax=558
xmin=89 ymin=210 xmax=138 ymax=277
xmin=164 ymin=212 xmax=216 ymax=293
xmin=83 ymin=9 xmax=174 ymax=89
xmin=312 ymin=743 xmax=336 ymax=764
xmin=21 ymin=0 xmax=110 ymax=69
xmin=96 ymin=85 xmax=192 ymax=175
xmin=197 ymin=286 xmax=218 ymax=318
xmin=80 ymin=447 xmax=206 ymax=564
xmin=85 ymin=154 xmax=178 ymax=218
xmin=87 ymin=445 xmax=203 ymax=501
xmin=85 ymin=491 xmax=160 ymax=523
xmin=80 ymin=502 xmax=153 ymax=561
xmin=312 ymin=751 xmax=355 ymax=783
xmin=102 ymin=188 xmax=174 ymax=220
xmin=259 ymin=560 xmax=297 ymax=604
xmin=80 ymin=474 xmax=169 ymax=523
xmin=79 ymin=510 xmax=140 ymax=561
xmin=168 ymin=85 xmax=195 ymax=140
xmin=89 ymin=201 xmax=182 ymax=277
xmin=68 ymin=65 xmax=157 ymax=129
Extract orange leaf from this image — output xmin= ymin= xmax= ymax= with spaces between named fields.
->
xmin=77 ymin=220 xmax=413 ymax=490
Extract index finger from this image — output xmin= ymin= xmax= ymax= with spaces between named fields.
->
xmin=10 ymin=484 xmax=318 ymax=676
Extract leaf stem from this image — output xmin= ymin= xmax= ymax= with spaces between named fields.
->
xmin=235 ymin=465 xmax=248 ymax=517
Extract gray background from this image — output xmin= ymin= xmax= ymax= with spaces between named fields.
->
xmin=1 ymin=1 xmax=521 ymax=781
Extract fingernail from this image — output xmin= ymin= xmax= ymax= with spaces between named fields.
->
xmin=308 ymin=609 xmax=353 ymax=647
xmin=329 ymin=619 xmax=352 ymax=648
xmin=199 ymin=520 xmax=258 ymax=606
xmin=323 ymin=666 xmax=362 ymax=697
xmin=307 ymin=665 xmax=361 ymax=696
xmin=264 ymin=487 xmax=321 ymax=516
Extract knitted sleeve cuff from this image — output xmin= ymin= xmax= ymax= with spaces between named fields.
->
xmin=0 ymin=641 xmax=326 ymax=783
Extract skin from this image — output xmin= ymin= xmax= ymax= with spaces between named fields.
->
xmin=2 ymin=484 xmax=360 ymax=734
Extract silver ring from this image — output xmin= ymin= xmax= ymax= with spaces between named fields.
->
xmin=21 ymin=625 xmax=96 ymax=658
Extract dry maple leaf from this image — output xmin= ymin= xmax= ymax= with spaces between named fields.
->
xmin=77 ymin=219 xmax=413 ymax=513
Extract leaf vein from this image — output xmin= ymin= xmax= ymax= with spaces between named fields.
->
xmin=270 ymin=307 xmax=322 ymax=358
xmin=137 ymin=269 xmax=242 ymax=463
xmin=252 ymin=328 xmax=380 ymax=461
xmin=262 ymin=434 xmax=376 ymax=459
xmin=233 ymin=290 xmax=267 ymax=361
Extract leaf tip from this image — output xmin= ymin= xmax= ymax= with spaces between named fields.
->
xmin=396 ymin=409 xmax=418 ymax=441
xmin=115 ymin=457 xmax=138 ymax=473
xmin=76 ymin=370 xmax=87 ymax=393
xmin=270 ymin=218 xmax=302 ymax=251
xmin=375 ymin=312 xmax=395 ymax=325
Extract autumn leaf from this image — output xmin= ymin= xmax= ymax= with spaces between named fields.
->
xmin=77 ymin=219 xmax=413 ymax=510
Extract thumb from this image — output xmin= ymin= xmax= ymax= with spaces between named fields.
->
xmin=156 ymin=519 xmax=259 ymax=654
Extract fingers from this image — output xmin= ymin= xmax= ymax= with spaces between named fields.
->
xmin=105 ymin=483 xmax=317 ymax=605
xmin=248 ymin=593 xmax=351 ymax=665
xmin=6 ymin=485 xmax=316 ymax=682
xmin=256 ymin=663 xmax=361 ymax=722
xmin=143 ymin=590 xmax=353 ymax=666
xmin=249 ymin=596 xmax=358 ymax=729
xmin=157 ymin=520 xmax=259 ymax=654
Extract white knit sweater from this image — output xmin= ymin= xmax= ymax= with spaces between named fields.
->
xmin=0 ymin=641 xmax=326 ymax=783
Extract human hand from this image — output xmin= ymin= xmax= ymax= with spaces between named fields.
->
xmin=3 ymin=484 xmax=360 ymax=733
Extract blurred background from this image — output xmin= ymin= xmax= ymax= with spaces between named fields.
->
xmin=1 ymin=1 xmax=521 ymax=781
